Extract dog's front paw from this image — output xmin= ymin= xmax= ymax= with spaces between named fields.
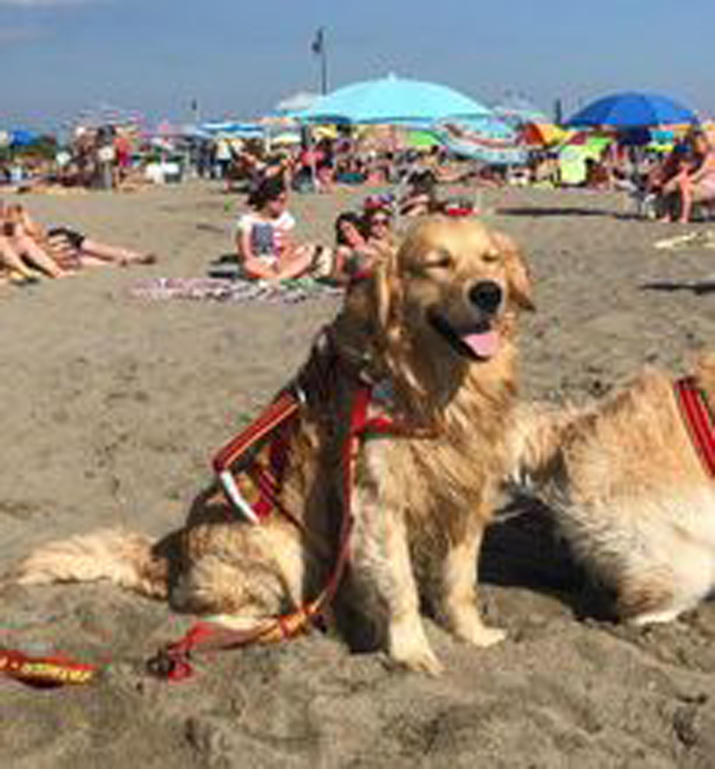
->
xmin=389 ymin=618 xmax=443 ymax=675
xmin=391 ymin=645 xmax=444 ymax=676
xmin=467 ymin=625 xmax=507 ymax=648
xmin=453 ymin=622 xmax=507 ymax=648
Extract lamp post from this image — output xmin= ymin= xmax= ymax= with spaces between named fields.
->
xmin=312 ymin=27 xmax=328 ymax=96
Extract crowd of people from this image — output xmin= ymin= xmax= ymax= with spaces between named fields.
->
xmin=2 ymin=124 xmax=714 ymax=290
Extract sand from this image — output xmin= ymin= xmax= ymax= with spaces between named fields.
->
xmin=1 ymin=181 xmax=715 ymax=768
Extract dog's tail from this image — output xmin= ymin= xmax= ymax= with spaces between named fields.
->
xmin=13 ymin=528 xmax=169 ymax=600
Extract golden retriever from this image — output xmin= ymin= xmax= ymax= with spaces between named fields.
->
xmin=511 ymin=354 xmax=715 ymax=625
xmin=13 ymin=216 xmax=533 ymax=674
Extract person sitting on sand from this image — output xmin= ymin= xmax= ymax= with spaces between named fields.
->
xmin=324 ymin=207 xmax=394 ymax=285
xmin=235 ymin=176 xmax=321 ymax=281
xmin=330 ymin=211 xmax=369 ymax=284
xmin=660 ymin=130 xmax=715 ymax=223
xmin=399 ymin=166 xmax=441 ymax=216
xmin=7 ymin=203 xmax=155 ymax=271
xmin=0 ymin=202 xmax=66 ymax=279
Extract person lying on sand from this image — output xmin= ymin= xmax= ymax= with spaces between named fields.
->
xmin=0 ymin=202 xmax=66 ymax=279
xmin=0 ymin=231 xmax=43 ymax=285
xmin=8 ymin=203 xmax=155 ymax=270
xmin=235 ymin=176 xmax=324 ymax=282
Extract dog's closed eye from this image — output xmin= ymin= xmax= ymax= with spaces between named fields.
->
xmin=422 ymin=248 xmax=454 ymax=270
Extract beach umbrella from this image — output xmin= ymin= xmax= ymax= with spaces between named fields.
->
xmin=300 ymin=74 xmax=492 ymax=125
xmin=271 ymin=132 xmax=302 ymax=146
xmin=273 ymin=91 xmax=321 ymax=117
xmin=407 ymin=130 xmax=443 ymax=150
xmin=520 ymin=122 xmax=567 ymax=147
xmin=567 ymin=91 xmax=698 ymax=129
xmin=201 ymin=121 xmax=264 ymax=139
xmin=10 ymin=129 xmax=39 ymax=147
xmin=492 ymin=94 xmax=549 ymax=126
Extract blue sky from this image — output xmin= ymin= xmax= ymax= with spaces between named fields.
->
xmin=2 ymin=0 xmax=715 ymax=130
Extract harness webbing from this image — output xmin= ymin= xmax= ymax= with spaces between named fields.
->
xmin=147 ymin=384 xmax=384 ymax=681
xmin=674 ymin=376 xmax=715 ymax=478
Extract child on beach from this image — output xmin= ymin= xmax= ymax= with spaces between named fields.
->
xmin=235 ymin=176 xmax=323 ymax=281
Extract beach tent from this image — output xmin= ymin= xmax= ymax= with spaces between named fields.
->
xmin=300 ymin=74 xmax=492 ymax=125
xmin=568 ymin=92 xmax=698 ymax=128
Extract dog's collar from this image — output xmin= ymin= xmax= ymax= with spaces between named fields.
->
xmin=674 ymin=376 xmax=715 ymax=478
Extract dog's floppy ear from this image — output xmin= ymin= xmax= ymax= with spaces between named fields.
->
xmin=371 ymin=241 xmax=402 ymax=333
xmin=493 ymin=231 xmax=535 ymax=311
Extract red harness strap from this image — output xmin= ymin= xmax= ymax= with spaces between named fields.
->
xmin=147 ymin=384 xmax=388 ymax=681
xmin=674 ymin=376 xmax=715 ymax=478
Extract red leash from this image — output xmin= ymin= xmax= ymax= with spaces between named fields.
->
xmin=147 ymin=383 xmax=385 ymax=681
xmin=674 ymin=376 xmax=715 ymax=478
xmin=0 ymin=648 xmax=96 ymax=688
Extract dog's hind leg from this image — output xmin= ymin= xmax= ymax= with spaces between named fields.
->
xmin=438 ymin=519 xmax=506 ymax=647
xmin=351 ymin=487 xmax=443 ymax=675
xmin=618 ymin=544 xmax=714 ymax=626
xmin=170 ymin=524 xmax=307 ymax=620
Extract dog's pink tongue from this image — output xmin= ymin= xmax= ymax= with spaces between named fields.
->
xmin=462 ymin=330 xmax=499 ymax=359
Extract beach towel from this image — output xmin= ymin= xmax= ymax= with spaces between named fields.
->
xmin=654 ymin=231 xmax=715 ymax=251
xmin=130 ymin=277 xmax=341 ymax=304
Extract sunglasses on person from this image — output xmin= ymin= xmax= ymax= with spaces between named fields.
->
xmin=371 ymin=216 xmax=391 ymax=226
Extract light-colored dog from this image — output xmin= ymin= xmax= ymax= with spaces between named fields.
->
xmin=14 ymin=216 xmax=534 ymax=674
xmin=512 ymin=354 xmax=715 ymax=625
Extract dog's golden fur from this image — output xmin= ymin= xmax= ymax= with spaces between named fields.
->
xmin=512 ymin=354 xmax=715 ymax=625
xmin=14 ymin=216 xmax=533 ymax=673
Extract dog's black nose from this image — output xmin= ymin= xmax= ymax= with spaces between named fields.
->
xmin=468 ymin=281 xmax=503 ymax=314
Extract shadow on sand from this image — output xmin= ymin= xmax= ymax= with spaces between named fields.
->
xmin=640 ymin=280 xmax=715 ymax=295
xmin=496 ymin=205 xmax=615 ymax=219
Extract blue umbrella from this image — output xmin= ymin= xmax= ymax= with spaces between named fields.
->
xmin=567 ymin=91 xmax=698 ymax=128
xmin=300 ymin=74 xmax=492 ymax=125
xmin=10 ymin=129 xmax=40 ymax=147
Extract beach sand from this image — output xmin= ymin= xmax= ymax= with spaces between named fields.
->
xmin=1 ymin=181 xmax=715 ymax=768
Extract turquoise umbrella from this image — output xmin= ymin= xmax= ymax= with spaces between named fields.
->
xmin=300 ymin=74 xmax=492 ymax=125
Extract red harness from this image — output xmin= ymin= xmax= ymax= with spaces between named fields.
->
xmin=147 ymin=379 xmax=402 ymax=681
xmin=674 ymin=376 xmax=715 ymax=478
